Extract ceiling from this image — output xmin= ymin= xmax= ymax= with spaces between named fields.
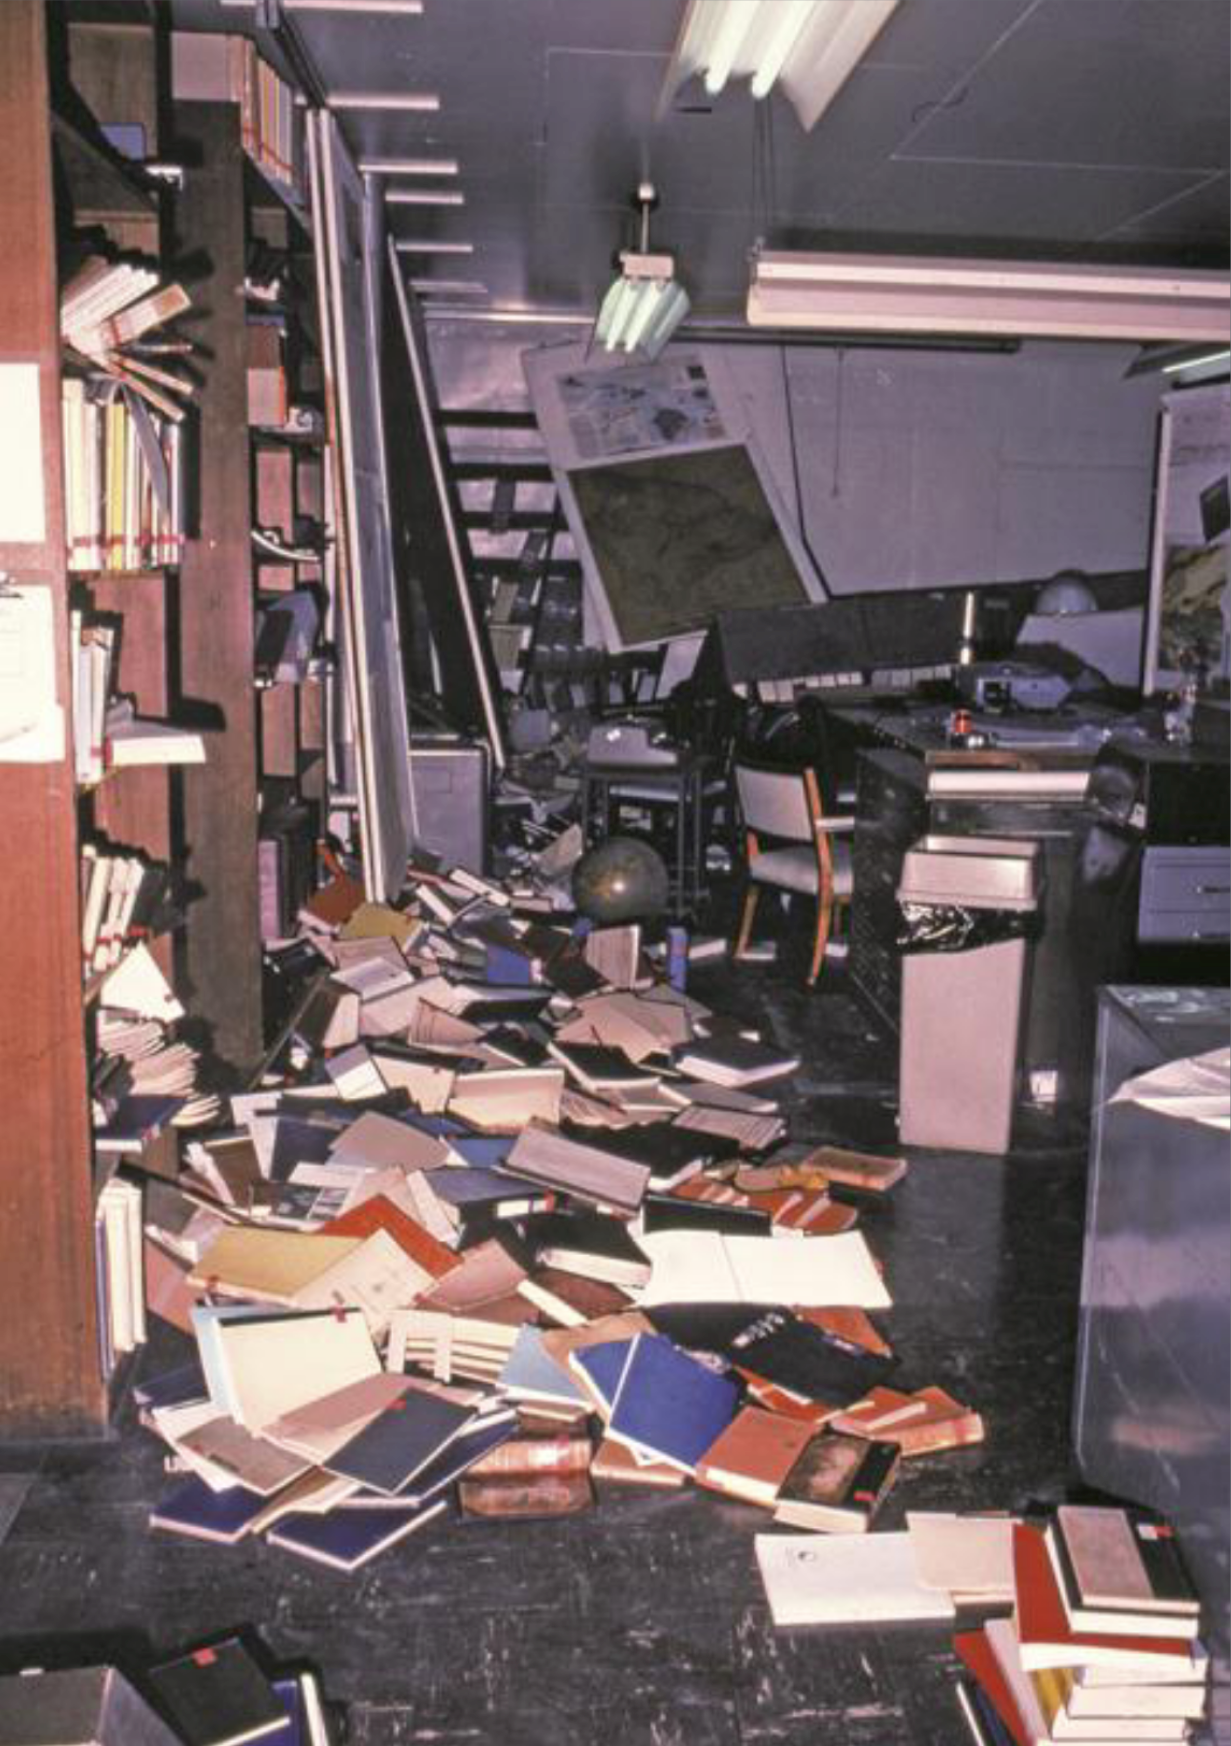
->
xmin=169 ymin=0 xmax=1230 ymax=328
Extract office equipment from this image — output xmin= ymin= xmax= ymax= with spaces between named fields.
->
xmin=732 ymin=761 xmax=853 ymax=986
xmin=692 ymin=592 xmax=964 ymax=699
xmin=585 ymin=718 xmax=681 ymax=769
xmin=1074 ymin=985 xmax=1230 ymax=1698
xmin=406 ymin=734 xmax=490 ymax=874
xmin=897 ymin=836 xmax=1042 ymax=1154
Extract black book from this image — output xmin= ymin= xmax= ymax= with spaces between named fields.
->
xmin=146 ymin=1637 xmax=286 ymax=1746
xmin=517 ymin=1209 xmax=651 ymax=1287
xmin=546 ymin=1041 xmax=663 ymax=1096
xmin=641 ymin=1193 xmax=772 ymax=1238
xmin=727 ymin=1307 xmax=897 ymax=1404
xmin=646 ymin=1301 xmax=776 ymax=1358
xmin=570 ymin=1119 xmax=736 ymax=1189
xmin=772 ymin=1430 xmax=900 ymax=1533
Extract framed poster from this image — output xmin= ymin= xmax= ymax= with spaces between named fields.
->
xmin=523 ymin=343 xmax=825 ymax=652
xmin=1143 ymin=383 xmax=1230 ymax=694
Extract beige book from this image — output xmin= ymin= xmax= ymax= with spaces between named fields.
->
xmin=261 ymin=1372 xmax=413 ymax=1464
xmin=215 ymin=1306 xmax=380 ymax=1432
xmin=188 ymin=1227 xmax=363 ymax=1302
xmin=448 ymin=1068 xmax=565 ymax=1132
xmin=291 ymin=1228 xmax=438 ymax=1336
xmin=330 ymin=1109 xmax=453 ymax=1172
xmin=177 ymin=1415 xmax=313 ymax=1496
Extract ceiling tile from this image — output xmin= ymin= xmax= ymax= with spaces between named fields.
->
xmin=905 ymin=0 xmax=1230 ymax=171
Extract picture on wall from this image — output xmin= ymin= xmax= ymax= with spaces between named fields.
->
xmin=1144 ymin=383 xmax=1231 ymax=694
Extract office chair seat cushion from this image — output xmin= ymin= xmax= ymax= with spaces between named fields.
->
xmin=749 ymin=840 xmax=852 ymax=897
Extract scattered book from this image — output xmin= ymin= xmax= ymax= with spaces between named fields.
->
xmin=754 ymin=1530 xmax=957 ymax=1627
xmin=770 ymin=1430 xmax=900 ymax=1533
xmin=145 ymin=1636 xmax=287 ymax=1746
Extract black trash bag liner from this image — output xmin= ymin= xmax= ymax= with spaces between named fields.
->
xmin=897 ymin=899 xmax=1040 ymax=954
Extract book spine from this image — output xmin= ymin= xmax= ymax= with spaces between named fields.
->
xmin=892 ymin=1411 xmax=985 ymax=1456
xmin=464 ymin=1434 xmax=592 ymax=1478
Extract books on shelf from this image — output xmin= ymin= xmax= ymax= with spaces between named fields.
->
xmin=63 ymin=377 xmax=185 ymax=573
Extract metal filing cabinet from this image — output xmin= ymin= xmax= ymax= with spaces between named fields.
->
xmin=1074 ymin=985 xmax=1231 ymax=1737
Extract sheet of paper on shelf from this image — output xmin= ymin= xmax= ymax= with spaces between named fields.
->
xmin=0 ymin=583 xmax=65 ymax=762
xmin=0 ymin=363 xmax=46 ymax=543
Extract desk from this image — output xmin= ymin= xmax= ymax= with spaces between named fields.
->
xmin=580 ymin=755 xmax=712 ymax=919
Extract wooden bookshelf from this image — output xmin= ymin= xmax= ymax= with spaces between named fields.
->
xmin=0 ymin=0 xmax=107 ymax=1435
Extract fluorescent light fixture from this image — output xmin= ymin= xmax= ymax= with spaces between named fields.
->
xmin=593 ymin=183 xmax=690 ymax=361
xmin=661 ymin=0 xmax=899 ymax=131
xmin=748 ymin=249 xmax=1231 ymax=342
xmin=393 ymin=240 xmax=475 ymax=255
xmin=328 ymin=92 xmax=440 ymax=111
xmin=283 ymin=1 xmax=423 ymax=12
xmin=1161 ymin=347 xmax=1230 ymax=375
xmin=386 ymin=190 xmax=466 ymax=206
xmin=360 ymin=157 xmax=459 ymax=175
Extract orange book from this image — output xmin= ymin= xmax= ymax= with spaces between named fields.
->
xmin=695 ymin=1405 xmax=815 ymax=1506
xmin=321 ymin=1193 xmax=459 ymax=1281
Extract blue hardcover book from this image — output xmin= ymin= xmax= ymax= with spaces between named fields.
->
xmin=133 ymin=1358 xmax=207 ymax=1411
xmin=430 ymin=1163 xmax=548 ymax=1213
xmin=268 ymin=1495 xmax=449 ymax=1571
xmin=607 ymin=1334 xmax=741 ymax=1474
xmin=498 ymin=1325 xmax=589 ymax=1410
xmin=447 ymin=1134 xmax=513 ymax=1170
xmin=345 ymin=1409 xmax=518 ymax=1508
xmin=323 ymin=1391 xmax=474 ymax=1494
xmin=569 ymin=1338 xmax=635 ymax=1415
xmin=268 ymin=1676 xmax=304 ymax=1746
xmin=148 ymin=1475 xmax=268 ymax=1544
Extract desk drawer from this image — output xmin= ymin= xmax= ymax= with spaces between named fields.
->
xmin=1138 ymin=847 xmax=1231 ymax=942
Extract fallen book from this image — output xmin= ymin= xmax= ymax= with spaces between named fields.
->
xmin=673 ymin=1035 xmax=801 ymax=1087
xmin=503 ymin=1121 xmax=651 ymax=1216
xmin=755 ymin=1529 xmax=956 ymax=1627
xmin=771 ymin=1429 xmax=900 ymax=1534
xmin=0 ymin=1665 xmax=183 ymax=1746
xmin=1051 ymin=1504 xmax=1201 ymax=1631
xmin=145 ymin=1635 xmax=288 ymax=1746
xmin=694 ymin=1404 xmax=815 ymax=1507
xmin=267 ymin=1495 xmax=449 ymax=1572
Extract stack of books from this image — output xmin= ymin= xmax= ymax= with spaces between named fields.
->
xmin=954 ymin=1507 xmax=1208 ymax=1744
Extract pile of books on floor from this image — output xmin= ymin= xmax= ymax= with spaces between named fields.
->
xmin=0 ymin=1631 xmax=334 ymax=1745
xmin=954 ymin=1504 xmax=1209 ymax=1745
xmin=752 ymin=1502 xmax=1210 ymax=1740
xmin=122 ymin=858 xmax=999 ymax=1571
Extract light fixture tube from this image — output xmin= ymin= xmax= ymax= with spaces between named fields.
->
xmin=748 ymin=250 xmax=1231 ymax=342
xmin=360 ymin=158 xmax=459 ymax=175
xmin=661 ymin=0 xmax=900 ymax=131
xmin=386 ymin=190 xmax=466 ymax=206
xmin=328 ymin=92 xmax=440 ymax=111
xmin=393 ymin=240 xmax=476 ymax=255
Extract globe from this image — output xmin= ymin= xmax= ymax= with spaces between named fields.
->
xmin=572 ymin=836 xmax=670 ymax=923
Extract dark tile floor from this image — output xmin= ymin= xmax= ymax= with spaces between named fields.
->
xmin=0 ymin=955 xmax=1094 ymax=1744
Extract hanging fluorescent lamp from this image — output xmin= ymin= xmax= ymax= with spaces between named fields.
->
xmin=594 ymin=182 xmax=690 ymax=361
xmin=661 ymin=0 xmax=899 ymax=131
xmin=748 ymin=249 xmax=1231 ymax=343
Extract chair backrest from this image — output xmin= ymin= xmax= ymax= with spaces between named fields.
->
xmin=734 ymin=762 xmax=816 ymax=842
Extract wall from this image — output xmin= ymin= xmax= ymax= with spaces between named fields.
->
xmin=427 ymin=319 xmax=1166 ymax=597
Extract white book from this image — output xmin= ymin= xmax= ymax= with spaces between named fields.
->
xmin=636 ymin=1229 xmax=891 ymax=1310
xmin=906 ymin=1511 xmax=1018 ymax=1602
xmin=213 ymin=1306 xmax=380 ymax=1432
xmin=754 ymin=1531 xmax=957 ymax=1627
xmin=97 ymin=941 xmax=184 ymax=1023
xmin=291 ymin=1228 xmax=437 ymax=1337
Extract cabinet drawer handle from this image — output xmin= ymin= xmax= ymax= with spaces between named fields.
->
xmin=1196 ymin=884 xmax=1231 ymax=895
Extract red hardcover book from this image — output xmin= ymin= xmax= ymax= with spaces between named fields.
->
xmin=1013 ymin=1524 xmax=1200 ymax=1673
xmin=322 ymin=1194 xmax=459 ymax=1279
xmin=954 ymin=1628 xmax=1030 ymax=1746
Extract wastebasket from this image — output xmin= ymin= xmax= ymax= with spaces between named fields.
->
xmin=897 ymin=834 xmax=1042 ymax=1155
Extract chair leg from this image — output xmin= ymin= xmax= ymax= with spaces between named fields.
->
xmin=734 ymin=883 xmax=761 ymax=960
xmin=807 ymin=888 xmax=834 ymax=986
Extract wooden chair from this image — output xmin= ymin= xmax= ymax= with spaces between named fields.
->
xmin=732 ymin=760 xmax=854 ymax=986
